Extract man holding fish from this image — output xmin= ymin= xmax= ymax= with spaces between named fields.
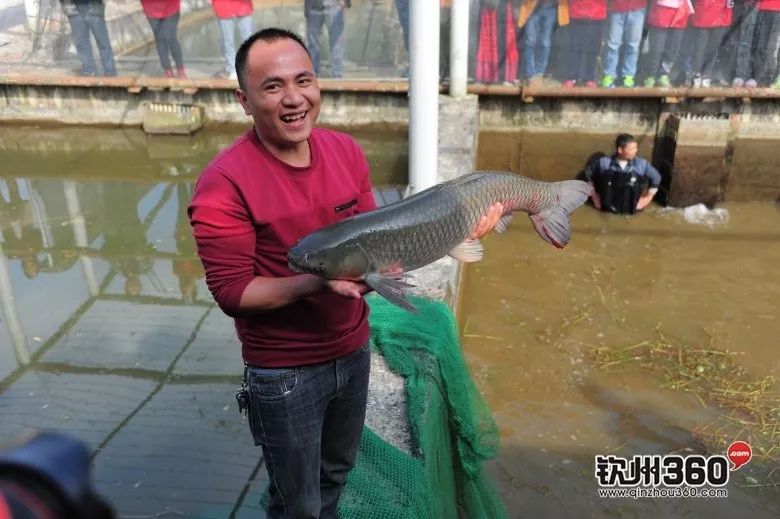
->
xmin=188 ymin=27 xmax=588 ymax=518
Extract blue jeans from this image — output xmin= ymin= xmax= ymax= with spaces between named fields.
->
xmin=395 ymin=0 xmax=409 ymax=53
xmin=305 ymin=5 xmax=345 ymax=77
xmin=247 ymin=344 xmax=370 ymax=518
xmin=218 ymin=15 xmax=252 ymax=74
xmin=523 ymin=4 xmax=556 ymax=79
xmin=602 ymin=8 xmax=646 ymax=78
xmin=66 ymin=3 xmax=116 ymax=76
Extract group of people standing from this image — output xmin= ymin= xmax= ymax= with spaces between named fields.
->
xmin=474 ymin=0 xmax=780 ymax=88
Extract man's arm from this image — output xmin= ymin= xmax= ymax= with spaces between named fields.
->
xmin=636 ymin=162 xmax=662 ymax=211
xmin=583 ymin=161 xmax=602 ymax=209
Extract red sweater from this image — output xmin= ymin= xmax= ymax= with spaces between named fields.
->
xmin=211 ymin=0 xmax=253 ymax=19
xmin=188 ymin=128 xmax=377 ymax=368
xmin=691 ymin=0 xmax=732 ymax=26
xmin=569 ymin=0 xmax=609 ymax=19
xmin=647 ymin=0 xmax=691 ymax=28
xmin=759 ymin=0 xmax=780 ymax=10
xmin=610 ymin=0 xmax=648 ymax=12
xmin=140 ymin=0 xmax=180 ymax=18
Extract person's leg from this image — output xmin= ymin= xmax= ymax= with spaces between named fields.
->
xmin=247 ymin=362 xmax=334 ymax=519
xmin=701 ymin=27 xmax=728 ymax=82
xmin=580 ymin=20 xmax=603 ymax=83
xmin=643 ymin=26 xmax=667 ymax=83
xmin=306 ymin=7 xmax=326 ymax=75
xmin=218 ymin=17 xmax=236 ymax=75
xmin=602 ymin=11 xmax=626 ymax=83
xmin=620 ymin=8 xmax=646 ymax=83
xmin=536 ymin=4 xmax=557 ymax=76
xmin=763 ymin=12 xmax=780 ymax=85
xmin=566 ymin=19 xmax=585 ymax=82
xmin=327 ymin=5 xmax=345 ymax=78
xmin=319 ymin=346 xmax=370 ymax=518
xmin=735 ymin=5 xmax=759 ymax=83
xmin=164 ymin=13 xmax=184 ymax=71
xmin=659 ymin=27 xmax=684 ymax=83
xmin=238 ymin=14 xmax=253 ymax=42
xmin=395 ymin=0 xmax=410 ymax=53
xmin=523 ymin=9 xmax=542 ymax=79
xmin=147 ymin=17 xmax=171 ymax=72
xmin=690 ymin=27 xmax=710 ymax=80
xmin=84 ymin=4 xmax=116 ymax=76
xmin=66 ymin=10 xmax=97 ymax=75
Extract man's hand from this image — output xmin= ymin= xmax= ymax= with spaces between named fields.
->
xmin=326 ymin=279 xmax=371 ymax=299
xmin=589 ymin=182 xmax=601 ymax=209
xmin=636 ymin=193 xmax=654 ymax=211
xmin=470 ymin=202 xmax=505 ymax=240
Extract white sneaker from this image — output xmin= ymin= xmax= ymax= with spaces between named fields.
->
xmin=745 ymin=78 xmax=758 ymax=88
xmin=692 ymin=75 xmax=702 ymax=87
xmin=701 ymin=78 xmax=711 ymax=88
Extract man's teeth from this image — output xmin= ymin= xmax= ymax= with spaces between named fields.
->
xmin=281 ymin=112 xmax=306 ymax=123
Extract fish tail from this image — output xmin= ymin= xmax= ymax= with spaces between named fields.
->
xmin=528 ymin=180 xmax=592 ymax=249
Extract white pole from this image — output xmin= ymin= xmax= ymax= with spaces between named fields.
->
xmin=0 ymin=241 xmax=30 ymax=365
xmin=409 ymin=0 xmax=440 ymax=194
xmin=63 ymin=180 xmax=99 ymax=296
xmin=449 ymin=0 xmax=469 ymax=98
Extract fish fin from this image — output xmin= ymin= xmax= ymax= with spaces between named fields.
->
xmin=495 ymin=214 xmax=514 ymax=234
xmin=448 ymin=239 xmax=484 ymax=262
xmin=528 ymin=180 xmax=591 ymax=249
xmin=365 ymin=272 xmax=419 ymax=313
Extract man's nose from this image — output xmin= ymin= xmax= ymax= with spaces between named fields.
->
xmin=282 ymin=85 xmax=305 ymax=106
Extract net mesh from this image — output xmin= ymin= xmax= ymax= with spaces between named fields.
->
xmin=337 ymin=295 xmax=507 ymax=519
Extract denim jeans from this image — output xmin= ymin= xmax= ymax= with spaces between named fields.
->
xmin=305 ymin=4 xmax=345 ymax=77
xmin=247 ymin=344 xmax=370 ymax=519
xmin=644 ymin=26 xmax=685 ymax=78
xmin=523 ymin=3 xmax=557 ymax=79
xmin=754 ymin=10 xmax=780 ymax=84
xmin=726 ymin=2 xmax=759 ymax=80
xmin=218 ymin=15 xmax=253 ymax=74
xmin=602 ymin=8 xmax=646 ymax=78
xmin=690 ymin=27 xmax=728 ymax=79
xmin=566 ymin=19 xmax=604 ymax=83
xmin=66 ymin=3 xmax=116 ymax=76
xmin=395 ymin=0 xmax=410 ymax=53
xmin=147 ymin=13 xmax=183 ymax=71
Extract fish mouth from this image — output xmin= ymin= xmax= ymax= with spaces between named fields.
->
xmin=288 ymin=261 xmax=303 ymax=273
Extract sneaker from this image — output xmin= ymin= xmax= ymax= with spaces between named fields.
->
xmin=562 ymin=79 xmax=576 ymax=88
xmin=528 ymin=75 xmax=544 ymax=89
xmin=585 ymin=80 xmax=597 ymax=88
xmin=643 ymin=77 xmax=656 ymax=87
xmin=176 ymin=67 xmax=187 ymax=79
xmin=692 ymin=74 xmax=702 ymax=87
xmin=701 ymin=78 xmax=711 ymax=88
xmin=732 ymin=77 xmax=745 ymax=88
xmin=600 ymin=74 xmax=615 ymax=88
xmin=164 ymin=68 xmax=174 ymax=78
xmin=622 ymin=76 xmax=635 ymax=88
xmin=658 ymin=75 xmax=672 ymax=88
xmin=745 ymin=78 xmax=758 ymax=88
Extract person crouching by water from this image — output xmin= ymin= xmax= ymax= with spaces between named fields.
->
xmin=583 ymin=133 xmax=662 ymax=214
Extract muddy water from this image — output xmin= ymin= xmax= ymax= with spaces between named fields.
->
xmin=462 ymin=132 xmax=780 ymax=517
xmin=0 ymin=124 xmax=406 ymax=517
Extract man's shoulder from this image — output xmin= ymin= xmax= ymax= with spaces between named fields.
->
xmin=312 ymin=127 xmax=363 ymax=156
xmin=208 ymin=130 xmax=255 ymax=171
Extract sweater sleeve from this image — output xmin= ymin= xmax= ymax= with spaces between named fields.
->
xmin=643 ymin=160 xmax=662 ymax=188
xmin=188 ymin=166 xmax=256 ymax=318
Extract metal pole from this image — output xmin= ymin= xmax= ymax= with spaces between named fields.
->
xmin=449 ymin=0 xmax=469 ymax=98
xmin=0 ymin=241 xmax=30 ymax=365
xmin=408 ymin=0 xmax=440 ymax=194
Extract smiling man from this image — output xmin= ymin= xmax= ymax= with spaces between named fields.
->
xmin=188 ymin=27 xmax=501 ymax=518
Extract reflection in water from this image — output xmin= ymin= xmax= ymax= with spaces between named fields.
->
xmin=0 ymin=125 xmax=407 ymax=517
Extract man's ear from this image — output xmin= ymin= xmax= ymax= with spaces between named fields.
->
xmin=235 ymin=88 xmax=251 ymax=116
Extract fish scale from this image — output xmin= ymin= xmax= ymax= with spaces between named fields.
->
xmin=288 ymin=171 xmax=592 ymax=312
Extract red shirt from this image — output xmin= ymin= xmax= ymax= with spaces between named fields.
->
xmin=691 ymin=0 xmax=732 ymax=26
xmin=647 ymin=0 xmax=691 ymax=28
xmin=759 ymin=0 xmax=780 ymax=10
xmin=569 ymin=0 xmax=609 ymax=19
xmin=188 ymin=128 xmax=377 ymax=368
xmin=140 ymin=0 xmax=180 ymax=18
xmin=610 ymin=0 xmax=648 ymax=12
xmin=211 ymin=0 xmax=253 ymax=19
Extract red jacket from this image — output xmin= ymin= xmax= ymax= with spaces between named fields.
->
xmin=211 ymin=0 xmax=253 ymax=19
xmin=569 ymin=0 xmax=608 ymax=19
xmin=691 ymin=0 xmax=733 ymax=26
xmin=758 ymin=0 xmax=780 ymax=11
xmin=188 ymin=128 xmax=376 ymax=368
xmin=141 ymin=0 xmax=180 ymax=19
xmin=610 ymin=0 xmax=648 ymax=12
xmin=647 ymin=0 xmax=691 ymax=28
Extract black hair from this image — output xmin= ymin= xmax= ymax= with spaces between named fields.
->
xmin=235 ymin=27 xmax=310 ymax=91
xmin=615 ymin=133 xmax=636 ymax=150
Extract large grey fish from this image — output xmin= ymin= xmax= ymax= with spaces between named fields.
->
xmin=288 ymin=171 xmax=592 ymax=312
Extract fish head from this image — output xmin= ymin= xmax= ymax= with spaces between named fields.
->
xmin=287 ymin=238 xmax=371 ymax=280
